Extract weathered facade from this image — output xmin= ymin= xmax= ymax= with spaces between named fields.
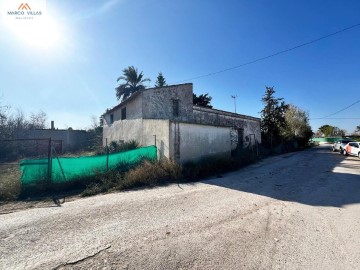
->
xmin=103 ymin=83 xmax=261 ymax=163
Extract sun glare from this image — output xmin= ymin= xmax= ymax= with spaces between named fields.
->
xmin=5 ymin=16 xmax=61 ymax=49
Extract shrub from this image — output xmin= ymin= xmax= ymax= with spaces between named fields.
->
xmin=108 ymin=139 xmax=140 ymax=153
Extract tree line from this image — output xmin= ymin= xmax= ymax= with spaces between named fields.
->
xmin=260 ymin=86 xmax=313 ymax=149
xmin=314 ymin=124 xmax=360 ymax=137
xmin=0 ymin=103 xmax=47 ymax=140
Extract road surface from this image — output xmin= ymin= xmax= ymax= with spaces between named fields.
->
xmin=1 ymin=146 xmax=360 ymax=269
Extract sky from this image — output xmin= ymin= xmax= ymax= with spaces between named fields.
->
xmin=0 ymin=0 xmax=359 ymax=133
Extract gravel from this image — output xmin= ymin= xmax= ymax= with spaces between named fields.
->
xmin=1 ymin=146 xmax=359 ymax=270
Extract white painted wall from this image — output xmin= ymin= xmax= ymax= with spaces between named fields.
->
xmin=170 ymin=122 xmax=231 ymax=163
xmin=103 ymin=119 xmax=143 ymax=145
xmin=103 ymin=93 xmax=143 ymax=126
xmin=142 ymin=120 xmax=170 ymax=159
xmin=103 ymin=119 xmax=170 ymax=159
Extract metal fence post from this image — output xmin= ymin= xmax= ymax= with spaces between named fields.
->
xmin=47 ymin=137 xmax=52 ymax=185
xmin=106 ymin=138 xmax=109 ymax=171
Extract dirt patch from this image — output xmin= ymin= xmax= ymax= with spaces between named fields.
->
xmin=0 ymin=193 xmax=83 ymax=215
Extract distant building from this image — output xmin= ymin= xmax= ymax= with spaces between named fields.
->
xmin=16 ymin=124 xmax=91 ymax=152
xmin=102 ymin=83 xmax=261 ymax=163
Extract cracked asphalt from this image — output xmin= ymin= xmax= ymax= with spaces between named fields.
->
xmin=1 ymin=146 xmax=360 ymax=269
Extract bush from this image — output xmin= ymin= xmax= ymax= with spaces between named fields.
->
xmin=109 ymin=139 xmax=139 ymax=153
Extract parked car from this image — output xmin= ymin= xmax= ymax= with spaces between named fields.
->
xmin=332 ymin=139 xmax=353 ymax=153
xmin=342 ymin=142 xmax=360 ymax=158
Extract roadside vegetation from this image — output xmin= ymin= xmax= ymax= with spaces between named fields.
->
xmin=0 ymin=165 xmax=21 ymax=201
xmin=81 ymin=146 xmax=258 ymax=197
xmin=260 ymin=86 xmax=313 ymax=152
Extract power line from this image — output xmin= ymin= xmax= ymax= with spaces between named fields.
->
xmin=173 ymin=23 xmax=360 ymax=83
xmin=310 ymin=99 xmax=360 ymax=120
xmin=311 ymin=117 xmax=360 ymax=120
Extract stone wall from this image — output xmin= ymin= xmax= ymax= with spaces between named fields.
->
xmin=192 ymin=106 xmax=261 ymax=144
xmin=103 ymin=83 xmax=193 ymax=126
xmin=142 ymin=83 xmax=193 ymax=122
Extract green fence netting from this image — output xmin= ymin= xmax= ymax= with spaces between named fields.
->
xmin=311 ymin=137 xmax=342 ymax=143
xmin=20 ymin=146 xmax=157 ymax=185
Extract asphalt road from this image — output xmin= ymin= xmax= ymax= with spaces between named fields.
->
xmin=1 ymin=146 xmax=360 ymax=270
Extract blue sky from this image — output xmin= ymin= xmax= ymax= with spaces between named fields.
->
xmin=0 ymin=0 xmax=359 ymax=133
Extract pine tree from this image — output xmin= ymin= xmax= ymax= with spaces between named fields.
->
xmin=260 ymin=86 xmax=288 ymax=146
xmin=154 ymin=72 xmax=167 ymax=87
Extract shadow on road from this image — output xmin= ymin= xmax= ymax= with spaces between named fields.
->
xmin=203 ymin=146 xmax=360 ymax=208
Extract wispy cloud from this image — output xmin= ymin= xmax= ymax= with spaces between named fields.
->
xmin=70 ymin=0 xmax=124 ymax=21
xmin=99 ymin=0 xmax=122 ymax=14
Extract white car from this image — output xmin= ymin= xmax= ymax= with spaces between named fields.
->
xmin=332 ymin=139 xmax=353 ymax=152
xmin=343 ymin=142 xmax=360 ymax=158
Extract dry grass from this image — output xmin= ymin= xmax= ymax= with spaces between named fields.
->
xmin=60 ymin=151 xmax=97 ymax=157
xmin=81 ymin=158 xmax=182 ymax=196
xmin=0 ymin=150 xmax=258 ymax=200
xmin=122 ymin=159 xmax=182 ymax=189
xmin=0 ymin=164 xmax=21 ymax=201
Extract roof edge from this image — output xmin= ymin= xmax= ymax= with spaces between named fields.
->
xmin=104 ymin=83 xmax=193 ymax=115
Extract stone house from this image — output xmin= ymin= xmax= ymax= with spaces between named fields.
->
xmin=102 ymin=83 xmax=261 ymax=163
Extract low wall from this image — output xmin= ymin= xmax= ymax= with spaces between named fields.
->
xmin=16 ymin=129 xmax=91 ymax=152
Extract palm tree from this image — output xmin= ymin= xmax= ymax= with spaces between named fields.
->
xmin=115 ymin=66 xmax=150 ymax=102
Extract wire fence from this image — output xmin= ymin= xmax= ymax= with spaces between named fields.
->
xmin=0 ymin=138 xmax=55 ymax=200
xmin=0 ymin=137 xmax=156 ymax=199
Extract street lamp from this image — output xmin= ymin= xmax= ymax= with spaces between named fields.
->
xmin=231 ymin=95 xmax=237 ymax=113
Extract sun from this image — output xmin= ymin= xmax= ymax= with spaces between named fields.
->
xmin=5 ymin=16 xmax=62 ymax=49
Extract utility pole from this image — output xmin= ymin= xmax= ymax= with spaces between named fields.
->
xmin=231 ymin=95 xmax=237 ymax=113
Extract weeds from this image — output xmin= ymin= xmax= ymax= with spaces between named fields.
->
xmin=81 ymin=158 xmax=182 ymax=196
xmin=1 ymin=143 xmax=260 ymax=200
xmin=81 ymin=170 xmax=123 ymax=197
xmin=122 ymin=159 xmax=182 ymax=189
xmin=96 ymin=139 xmax=140 ymax=155
xmin=0 ymin=165 xmax=21 ymax=201
xmin=81 ymin=152 xmax=257 ymax=197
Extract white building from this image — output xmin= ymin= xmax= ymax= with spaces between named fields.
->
xmin=102 ymin=83 xmax=261 ymax=163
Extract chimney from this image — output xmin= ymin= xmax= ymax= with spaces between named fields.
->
xmin=51 ymin=121 xmax=55 ymax=130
